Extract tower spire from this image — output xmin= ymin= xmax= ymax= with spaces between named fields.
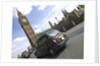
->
xmin=49 ymin=21 xmax=53 ymax=28
xmin=55 ymin=17 xmax=59 ymax=23
xmin=61 ymin=9 xmax=64 ymax=14
xmin=61 ymin=9 xmax=67 ymax=17
xmin=16 ymin=8 xmax=23 ymax=16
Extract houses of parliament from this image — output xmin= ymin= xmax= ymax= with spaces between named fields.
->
xmin=17 ymin=5 xmax=84 ymax=48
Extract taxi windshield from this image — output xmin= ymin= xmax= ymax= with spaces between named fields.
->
xmin=47 ymin=30 xmax=59 ymax=37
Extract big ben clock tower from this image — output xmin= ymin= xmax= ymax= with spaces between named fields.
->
xmin=17 ymin=9 xmax=37 ymax=47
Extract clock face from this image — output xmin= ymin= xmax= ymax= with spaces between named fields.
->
xmin=22 ymin=18 xmax=27 ymax=22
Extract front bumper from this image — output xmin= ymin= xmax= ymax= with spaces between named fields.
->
xmin=59 ymin=36 xmax=69 ymax=45
xmin=55 ymin=36 xmax=69 ymax=50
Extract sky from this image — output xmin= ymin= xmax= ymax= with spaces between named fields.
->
xmin=12 ymin=4 xmax=77 ymax=58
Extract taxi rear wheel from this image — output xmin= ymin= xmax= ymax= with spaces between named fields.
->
xmin=49 ymin=49 xmax=55 ymax=55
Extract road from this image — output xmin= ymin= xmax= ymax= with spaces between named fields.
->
xmin=57 ymin=33 xmax=83 ymax=59
xmin=30 ymin=22 xmax=84 ymax=59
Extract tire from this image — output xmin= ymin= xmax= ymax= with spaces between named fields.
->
xmin=49 ymin=49 xmax=55 ymax=55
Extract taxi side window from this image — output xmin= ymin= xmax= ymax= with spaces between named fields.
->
xmin=37 ymin=36 xmax=47 ymax=47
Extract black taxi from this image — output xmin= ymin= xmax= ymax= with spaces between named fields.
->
xmin=35 ymin=29 xmax=69 ymax=57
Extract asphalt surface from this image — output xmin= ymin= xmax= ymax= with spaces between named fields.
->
xmin=30 ymin=23 xmax=84 ymax=59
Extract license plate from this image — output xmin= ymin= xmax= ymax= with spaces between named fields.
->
xmin=58 ymin=34 xmax=63 ymax=38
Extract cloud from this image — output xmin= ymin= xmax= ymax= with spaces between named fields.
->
xmin=12 ymin=42 xmax=29 ymax=58
xmin=12 ymin=36 xmax=27 ymax=53
xmin=33 ymin=25 xmax=39 ymax=28
xmin=13 ymin=4 xmax=47 ymax=17
xmin=13 ymin=36 xmax=27 ymax=44
xmin=38 ymin=5 xmax=47 ymax=10
xmin=48 ymin=17 xmax=57 ymax=24
xmin=48 ymin=12 xmax=64 ymax=24
xmin=65 ymin=5 xmax=77 ymax=12
xmin=35 ymin=28 xmax=42 ymax=33
xmin=12 ymin=36 xmax=29 ymax=58
xmin=13 ymin=3 xmax=34 ymax=17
